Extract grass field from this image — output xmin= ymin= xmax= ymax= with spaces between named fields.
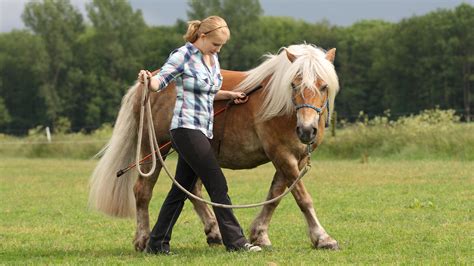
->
xmin=1 ymin=157 xmax=473 ymax=264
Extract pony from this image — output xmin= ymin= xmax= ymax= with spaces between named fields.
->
xmin=89 ymin=43 xmax=340 ymax=251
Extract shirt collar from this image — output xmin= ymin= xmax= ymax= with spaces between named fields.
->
xmin=186 ymin=42 xmax=200 ymax=55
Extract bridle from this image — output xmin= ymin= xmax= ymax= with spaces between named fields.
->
xmin=291 ymin=82 xmax=330 ymax=127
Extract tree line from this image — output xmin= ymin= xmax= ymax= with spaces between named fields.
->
xmin=0 ymin=0 xmax=472 ymax=134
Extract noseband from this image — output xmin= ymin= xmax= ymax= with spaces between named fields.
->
xmin=291 ymin=82 xmax=330 ymax=127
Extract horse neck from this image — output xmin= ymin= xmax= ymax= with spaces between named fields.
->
xmin=220 ymin=69 xmax=247 ymax=91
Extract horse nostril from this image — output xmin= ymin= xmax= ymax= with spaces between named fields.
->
xmin=312 ymin=127 xmax=317 ymax=136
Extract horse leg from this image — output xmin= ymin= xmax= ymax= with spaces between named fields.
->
xmin=132 ymin=163 xmax=162 ymax=251
xmin=290 ymin=164 xmax=339 ymax=250
xmin=249 ymin=171 xmax=287 ymax=247
xmin=189 ymin=179 xmax=223 ymax=245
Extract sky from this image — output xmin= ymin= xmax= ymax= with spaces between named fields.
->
xmin=1 ymin=0 xmax=472 ymax=32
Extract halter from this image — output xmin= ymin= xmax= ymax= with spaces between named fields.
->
xmin=291 ymin=82 xmax=330 ymax=127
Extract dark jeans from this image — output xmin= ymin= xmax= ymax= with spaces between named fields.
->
xmin=147 ymin=128 xmax=247 ymax=252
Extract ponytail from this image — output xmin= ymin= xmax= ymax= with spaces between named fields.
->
xmin=183 ymin=20 xmax=201 ymax=42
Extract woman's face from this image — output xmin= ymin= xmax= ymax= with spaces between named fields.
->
xmin=201 ymin=33 xmax=228 ymax=55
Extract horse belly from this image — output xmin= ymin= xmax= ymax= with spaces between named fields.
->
xmin=211 ymin=127 xmax=269 ymax=169
xmin=218 ymin=148 xmax=269 ymax=170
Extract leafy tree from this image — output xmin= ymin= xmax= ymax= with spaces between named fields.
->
xmin=0 ymin=97 xmax=11 ymax=127
xmin=141 ymin=25 xmax=184 ymax=71
xmin=86 ymin=0 xmax=147 ymax=75
xmin=187 ymin=0 xmax=221 ymax=19
xmin=375 ymin=8 xmax=469 ymax=119
xmin=0 ymin=0 xmax=472 ymax=134
xmin=77 ymin=0 xmax=147 ymax=128
xmin=22 ymin=0 xmax=85 ymax=123
xmin=335 ymin=20 xmax=393 ymax=119
xmin=453 ymin=3 xmax=474 ymax=121
xmin=0 ymin=31 xmax=49 ymax=133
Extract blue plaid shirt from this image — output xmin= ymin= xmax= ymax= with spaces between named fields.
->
xmin=152 ymin=42 xmax=223 ymax=139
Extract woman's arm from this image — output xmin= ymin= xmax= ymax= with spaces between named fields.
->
xmin=215 ymin=90 xmax=248 ymax=104
xmin=138 ymin=49 xmax=185 ymax=92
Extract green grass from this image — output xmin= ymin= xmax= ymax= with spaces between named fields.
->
xmin=0 ymin=124 xmax=112 ymax=159
xmin=1 ymin=158 xmax=473 ymax=264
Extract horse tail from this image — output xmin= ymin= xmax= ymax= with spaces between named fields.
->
xmin=88 ymin=83 xmax=140 ymax=218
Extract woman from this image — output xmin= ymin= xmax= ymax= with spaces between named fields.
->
xmin=137 ymin=16 xmax=261 ymax=254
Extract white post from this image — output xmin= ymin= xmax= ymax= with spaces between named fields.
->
xmin=45 ymin=126 xmax=51 ymax=143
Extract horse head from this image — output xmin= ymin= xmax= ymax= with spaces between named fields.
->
xmin=235 ymin=43 xmax=339 ymax=145
xmin=285 ymin=48 xmax=336 ymax=144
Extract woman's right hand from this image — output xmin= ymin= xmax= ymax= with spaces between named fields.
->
xmin=138 ymin=70 xmax=152 ymax=85
xmin=138 ymin=70 xmax=159 ymax=92
xmin=230 ymin=91 xmax=248 ymax=104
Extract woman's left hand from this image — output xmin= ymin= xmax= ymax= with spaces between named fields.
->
xmin=230 ymin=92 xmax=248 ymax=104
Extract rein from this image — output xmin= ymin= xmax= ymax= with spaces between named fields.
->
xmin=128 ymin=79 xmax=313 ymax=209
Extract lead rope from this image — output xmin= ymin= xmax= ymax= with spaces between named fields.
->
xmin=135 ymin=78 xmax=312 ymax=208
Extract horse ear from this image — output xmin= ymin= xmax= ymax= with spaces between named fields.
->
xmin=326 ymin=48 xmax=336 ymax=63
xmin=284 ymin=48 xmax=297 ymax=63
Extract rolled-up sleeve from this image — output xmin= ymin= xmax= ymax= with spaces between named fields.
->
xmin=152 ymin=49 xmax=186 ymax=91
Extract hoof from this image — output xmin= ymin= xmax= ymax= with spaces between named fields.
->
xmin=250 ymin=238 xmax=272 ymax=248
xmin=207 ymin=237 xmax=223 ymax=246
xmin=133 ymin=234 xmax=149 ymax=252
xmin=315 ymin=237 xmax=339 ymax=250
xmin=250 ymin=228 xmax=272 ymax=247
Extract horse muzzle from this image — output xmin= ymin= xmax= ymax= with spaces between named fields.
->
xmin=296 ymin=125 xmax=317 ymax=144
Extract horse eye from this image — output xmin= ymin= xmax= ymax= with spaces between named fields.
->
xmin=321 ymin=84 xmax=328 ymax=91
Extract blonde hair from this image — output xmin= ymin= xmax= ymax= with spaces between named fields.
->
xmin=183 ymin=16 xmax=230 ymax=43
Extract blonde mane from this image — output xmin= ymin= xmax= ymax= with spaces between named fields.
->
xmin=235 ymin=44 xmax=339 ymax=122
